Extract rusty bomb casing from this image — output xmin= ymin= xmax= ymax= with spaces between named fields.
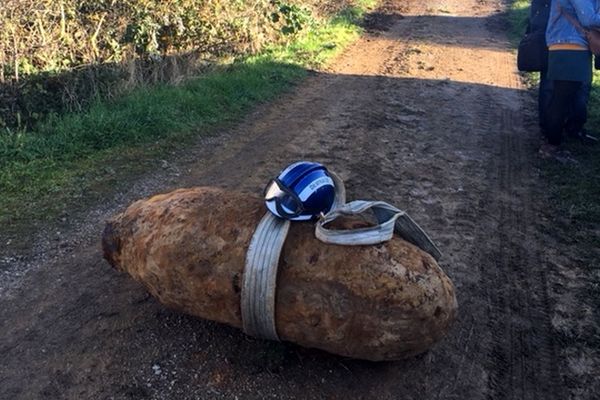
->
xmin=102 ymin=187 xmax=457 ymax=361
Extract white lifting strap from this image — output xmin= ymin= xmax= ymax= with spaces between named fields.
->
xmin=241 ymin=171 xmax=441 ymax=341
xmin=315 ymin=200 xmax=442 ymax=261
xmin=241 ymin=212 xmax=290 ymax=340
xmin=241 ymin=171 xmax=346 ymax=340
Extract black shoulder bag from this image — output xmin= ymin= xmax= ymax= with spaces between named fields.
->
xmin=517 ymin=1 xmax=550 ymax=73
xmin=517 ymin=28 xmax=549 ymax=72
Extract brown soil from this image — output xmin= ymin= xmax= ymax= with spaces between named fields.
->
xmin=1 ymin=0 xmax=598 ymax=399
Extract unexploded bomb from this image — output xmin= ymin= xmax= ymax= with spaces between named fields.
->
xmin=102 ymin=187 xmax=457 ymax=361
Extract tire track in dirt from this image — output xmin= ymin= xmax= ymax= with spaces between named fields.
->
xmin=474 ymin=44 xmax=565 ymax=399
xmin=482 ymin=106 xmax=563 ymax=400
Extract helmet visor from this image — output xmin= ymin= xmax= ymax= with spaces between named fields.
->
xmin=263 ymin=179 xmax=304 ymax=219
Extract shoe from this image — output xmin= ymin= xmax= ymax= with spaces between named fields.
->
xmin=582 ymin=133 xmax=598 ymax=144
xmin=554 ymin=149 xmax=578 ymax=164
xmin=538 ymin=142 xmax=559 ymax=159
xmin=538 ymin=143 xmax=578 ymax=163
xmin=568 ymin=129 xmax=598 ymax=144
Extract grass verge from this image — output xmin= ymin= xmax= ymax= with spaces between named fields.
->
xmin=507 ymin=0 xmax=600 ymax=249
xmin=0 ymin=1 xmax=376 ymax=231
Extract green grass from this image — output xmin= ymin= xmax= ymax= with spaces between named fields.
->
xmin=1 ymin=61 xmax=305 ymax=171
xmin=507 ymin=1 xmax=600 ymax=248
xmin=506 ymin=0 xmax=530 ymax=45
xmin=0 ymin=2 xmax=376 ymax=228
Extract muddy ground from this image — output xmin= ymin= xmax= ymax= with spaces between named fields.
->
xmin=1 ymin=0 xmax=599 ymax=399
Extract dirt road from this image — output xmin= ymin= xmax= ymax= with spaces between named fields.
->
xmin=1 ymin=0 xmax=597 ymax=399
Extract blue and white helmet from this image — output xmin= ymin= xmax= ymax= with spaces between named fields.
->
xmin=264 ymin=161 xmax=336 ymax=221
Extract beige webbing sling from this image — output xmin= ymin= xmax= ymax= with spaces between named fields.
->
xmin=240 ymin=171 xmax=440 ymax=340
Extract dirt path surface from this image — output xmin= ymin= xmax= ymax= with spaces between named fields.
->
xmin=1 ymin=0 xmax=598 ymax=399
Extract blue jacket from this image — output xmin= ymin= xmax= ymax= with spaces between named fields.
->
xmin=546 ymin=0 xmax=600 ymax=47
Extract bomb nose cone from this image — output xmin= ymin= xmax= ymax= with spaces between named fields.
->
xmin=102 ymin=221 xmax=122 ymax=270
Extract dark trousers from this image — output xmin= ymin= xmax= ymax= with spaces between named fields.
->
xmin=543 ymin=79 xmax=590 ymax=145
xmin=538 ymin=70 xmax=553 ymax=133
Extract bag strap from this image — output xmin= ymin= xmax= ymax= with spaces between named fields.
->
xmin=558 ymin=2 xmax=588 ymax=35
xmin=315 ymin=200 xmax=442 ymax=261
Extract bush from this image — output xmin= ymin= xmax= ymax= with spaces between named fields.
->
xmin=0 ymin=0 xmax=354 ymax=130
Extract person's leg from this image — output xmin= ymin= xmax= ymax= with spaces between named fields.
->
xmin=564 ymin=80 xmax=590 ymax=136
xmin=545 ymin=80 xmax=581 ymax=146
xmin=539 ymin=70 xmax=553 ymax=135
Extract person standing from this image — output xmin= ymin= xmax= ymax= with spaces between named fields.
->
xmin=543 ymin=0 xmax=600 ymax=152
xmin=529 ymin=0 xmax=553 ymax=134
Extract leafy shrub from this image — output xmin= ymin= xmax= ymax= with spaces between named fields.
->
xmin=0 ymin=0 xmax=354 ymax=130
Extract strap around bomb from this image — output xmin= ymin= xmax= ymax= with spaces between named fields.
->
xmin=241 ymin=170 xmax=441 ymax=341
xmin=241 ymin=212 xmax=290 ymax=340
xmin=240 ymin=170 xmax=346 ymax=340
xmin=315 ymin=201 xmax=442 ymax=261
